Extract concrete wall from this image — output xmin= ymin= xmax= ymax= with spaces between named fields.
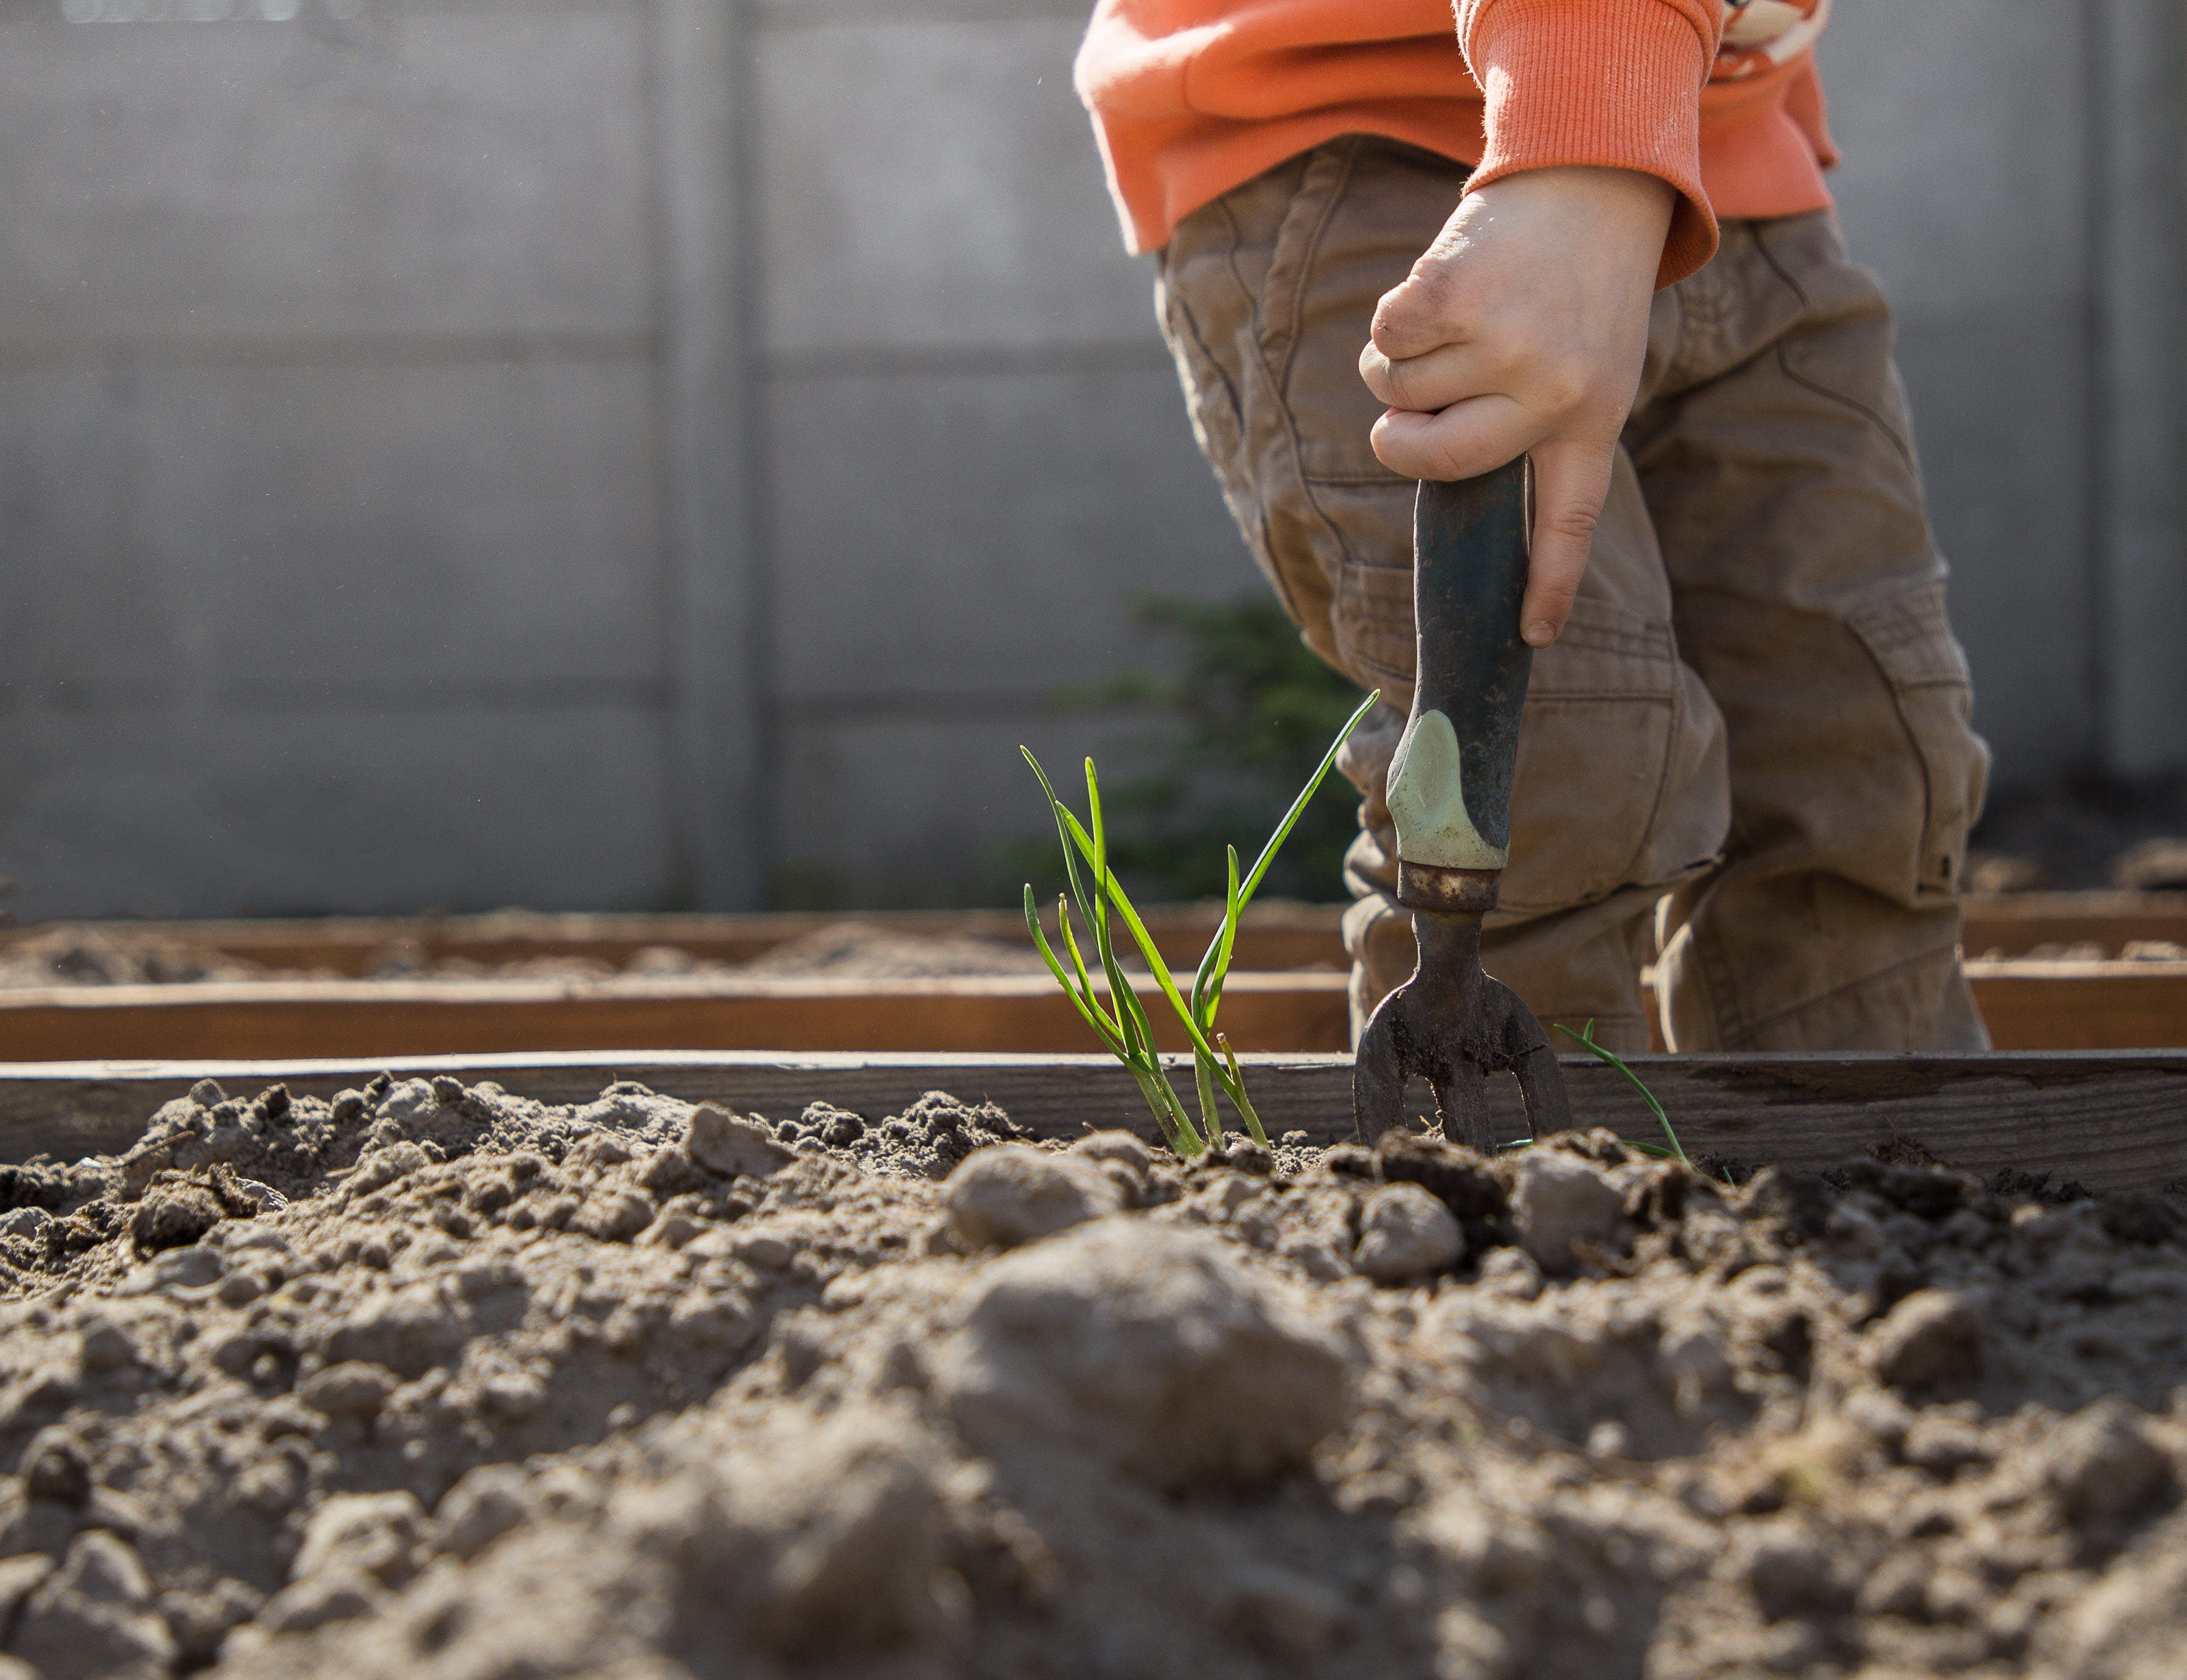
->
xmin=0 ymin=0 xmax=692 ymax=919
xmin=0 ymin=0 xmax=2178 ymax=920
xmin=754 ymin=0 xmax=1253 ymax=908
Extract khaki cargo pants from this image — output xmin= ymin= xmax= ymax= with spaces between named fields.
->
xmin=1155 ymin=136 xmax=1992 ymax=1053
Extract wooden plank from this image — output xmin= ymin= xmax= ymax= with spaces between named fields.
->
xmin=1966 ymin=959 xmax=2187 ymax=1050
xmin=1634 ymin=963 xmax=2187 ymax=1052
xmin=1962 ymin=891 xmax=2187 ymax=957
xmin=3 ymin=1050 xmax=2183 ymax=1195
xmin=0 ymin=973 xmax=1353 ymax=1063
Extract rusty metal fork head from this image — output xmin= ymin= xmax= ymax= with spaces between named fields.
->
xmin=1351 ymin=871 xmax=1572 ymax=1152
xmin=1353 ymin=463 xmax=1573 ymax=1152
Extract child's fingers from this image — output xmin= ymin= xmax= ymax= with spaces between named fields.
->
xmin=1368 ymin=267 xmax=1474 ymax=365
xmin=1519 ymin=439 xmax=1616 ymax=646
xmin=1357 ymin=335 xmax=1502 ymax=414
xmin=1367 ymin=393 xmax=1534 ymax=484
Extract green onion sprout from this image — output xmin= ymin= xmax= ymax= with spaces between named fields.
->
xmin=1022 ymin=691 xmax=1378 ymax=1158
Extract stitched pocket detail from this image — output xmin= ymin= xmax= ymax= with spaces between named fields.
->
xmin=1499 ymin=596 xmax=1727 ymax=912
xmin=1848 ymin=585 xmax=1989 ymax=899
xmin=1528 ymin=598 xmax=1680 ymax=699
xmin=1331 ymin=560 xmax=1413 ymax=691
xmin=1319 ymin=479 xmax=1418 ymax=691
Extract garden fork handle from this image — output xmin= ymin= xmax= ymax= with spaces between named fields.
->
xmin=1386 ymin=456 xmax=1533 ymax=912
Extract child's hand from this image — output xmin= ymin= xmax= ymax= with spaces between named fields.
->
xmin=1359 ymin=165 xmax=1674 ymax=647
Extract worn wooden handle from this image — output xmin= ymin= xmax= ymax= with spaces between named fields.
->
xmin=1387 ymin=457 xmax=1534 ymax=871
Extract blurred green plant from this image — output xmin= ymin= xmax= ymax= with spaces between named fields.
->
xmin=1053 ymin=595 xmax=1373 ymax=904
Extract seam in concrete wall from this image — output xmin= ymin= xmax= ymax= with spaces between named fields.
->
xmin=2090 ymin=0 xmax=2187 ymax=776
xmin=656 ymin=0 xmax=769 ymax=908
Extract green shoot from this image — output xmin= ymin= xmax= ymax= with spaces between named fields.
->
xmin=1021 ymin=689 xmax=1377 ymax=1157
xmin=1022 ymin=755 xmax=1202 ymax=1155
xmin=1553 ymin=1020 xmax=1725 ymax=1181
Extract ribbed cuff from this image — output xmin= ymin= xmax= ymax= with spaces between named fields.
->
xmin=1459 ymin=0 xmax=1719 ymax=285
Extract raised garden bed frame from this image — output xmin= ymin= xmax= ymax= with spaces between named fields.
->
xmin=0 ymin=895 xmax=2180 ymax=1061
xmin=4 ymin=1049 xmax=2185 ymax=1197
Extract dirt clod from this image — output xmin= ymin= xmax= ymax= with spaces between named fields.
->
xmin=1509 ymin=1145 xmax=1628 ymax=1274
xmin=934 ymin=1217 xmax=1349 ymax=1490
xmin=684 ymin=1105 xmax=792 ymax=1180
xmin=943 ymin=1145 xmax=1123 ymax=1251
xmin=1866 ymin=1287 xmax=1986 ymax=1391
xmin=2043 ymin=1396 xmax=2174 ymax=1522
xmin=1353 ymin=1181 xmax=1464 ymax=1282
xmin=12 ymin=1531 xmax=175 ymax=1680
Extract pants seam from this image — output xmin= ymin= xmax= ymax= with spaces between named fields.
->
xmin=1750 ymin=220 xmax=1813 ymax=309
xmin=1270 ymin=137 xmax=1359 ymax=396
xmin=1206 ymin=193 xmax=1311 ymax=628
xmin=1772 ymin=344 xmax=1920 ymax=476
xmin=1159 ymin=258 xmax=1246 ymax=473
xmin=1607 ymin=631 xmax=1690 ymax=892
xmin=1252 ymin=137 xmax=1374 ymax=594
xmin=1754 ymin=223 xmax=1920 ymax=476
xmin=1683 ymin=872 xmax=1753 ymax=1040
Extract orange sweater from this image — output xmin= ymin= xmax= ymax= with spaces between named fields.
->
xmin=1075 ymin=0 xmax=1838 ymax=286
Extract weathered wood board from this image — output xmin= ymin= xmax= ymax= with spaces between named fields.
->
xmin=1962 ymin=892 xmax=2187 ymax=958
xmin=1965 ymin=960 xmax=2187 ymax=1050
xmin=4 ymin=1050 xmax=2184 ymax=1195
xmin=0 ymin=974 xmax=1353 ymax=1063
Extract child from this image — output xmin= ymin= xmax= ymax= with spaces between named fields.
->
xmin=1075 ymin=0 xmax=1991 ymax=1053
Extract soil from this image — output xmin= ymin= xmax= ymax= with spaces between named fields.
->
xmin=3 ymin=1077 xmax=2186 ymax=1679
xmin=0 ymin=933 xmax=271 ymax=990
xmin=0 ymin=922 xmax=1049 ymax=991
xmin=733 ymin=923 xmax=1048 ymax=979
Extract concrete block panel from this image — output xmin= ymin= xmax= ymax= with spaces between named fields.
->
xmin=1823 ymin=0 xmax=2088 ymax=314
xmin=772 ymin=708 xmax=1157 ymax=909
xmin=0 ymin=701 xmax=676 ymax=921
xmin=760 ymin=15 xmax=1154 ymax=355
xmin=0 ymin=7 xmax=651 ymax=341
xmin=1895 ymin=308 xmax=2096 ymax=783
xmin=767 ymin=361 xmax=1258 ymax=700
xmin=0 ymin=358 xmax=667 ymax=702
xmin=0 ymin=366 xmax=184 ymax=701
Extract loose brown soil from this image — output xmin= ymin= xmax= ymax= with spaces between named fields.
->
xmin=2 ymin=1075 xmax=2185 ymax=1679
xmin=0 ymin=922 xmax=1050 ymax=990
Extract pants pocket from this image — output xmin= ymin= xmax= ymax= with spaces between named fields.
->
xmin=1329 ymin=525 xmax=1416 ymax=694
xmin=1846 ymin=585 xmax=1991 ymax=900
xmin=1500 ymin=595 xmax=1729 ymax=914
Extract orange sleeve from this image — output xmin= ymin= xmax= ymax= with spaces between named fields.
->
xmin=1456 ymin=0 xmax=1723 ymax=286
